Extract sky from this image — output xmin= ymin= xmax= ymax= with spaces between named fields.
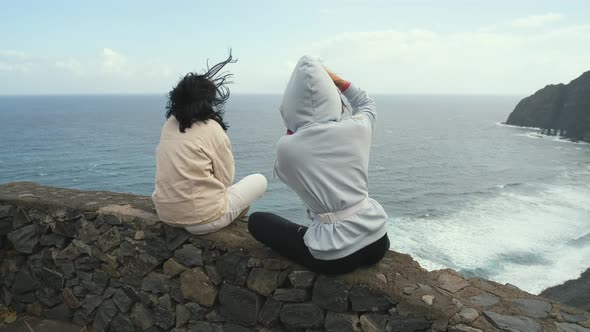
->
xmin=1 ymin=0 xmax=589 ymax=95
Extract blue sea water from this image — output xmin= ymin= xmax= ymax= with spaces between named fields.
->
xmin=1 ymin=94 xmax=589 ymax=294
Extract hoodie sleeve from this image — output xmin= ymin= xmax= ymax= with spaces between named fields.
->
xmin=342 ymin=83 xmax=376 ymax=127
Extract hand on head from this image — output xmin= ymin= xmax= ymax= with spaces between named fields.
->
xmin=323 ymin=66 xmax=349 ymax=91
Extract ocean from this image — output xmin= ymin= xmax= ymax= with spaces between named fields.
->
xmin=1 ymin=94 xmax=589 ymax=295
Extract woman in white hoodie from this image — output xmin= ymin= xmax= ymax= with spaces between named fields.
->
xmin=248 ymin=56 xmax=390 ymax=274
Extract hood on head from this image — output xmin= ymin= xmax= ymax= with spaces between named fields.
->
xmin=280 ymin=55 xmax=342 ymax=132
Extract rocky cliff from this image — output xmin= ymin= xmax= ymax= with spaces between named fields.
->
xmin=506 ymin=71 xmax=590 ymax=142
xmin=1 ymin=182 xmax=590 ymax=332
xmin=542 ymin=268 xmax=590 ymax=313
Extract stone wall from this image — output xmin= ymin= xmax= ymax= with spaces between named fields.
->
xmin=0 ymin=182 xmax=589 ymax=332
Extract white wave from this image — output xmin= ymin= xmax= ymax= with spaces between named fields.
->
xmin=516 ymin=132 xmax=590 ymax=146
xmin=496 ymin=122 xmax=540 ymax=130
xmin=495 ymin=183 xmax=522 ymax=189
xmin=388 ymin=180 xmax=590 ymax=294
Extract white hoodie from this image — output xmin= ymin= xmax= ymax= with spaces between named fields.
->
xmin=274 ymin=55 xmax=389 ymax=260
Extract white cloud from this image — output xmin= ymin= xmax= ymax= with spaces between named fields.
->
xmin=0 ymin=50 xmax=33 ymax=73
xmin=512 ymin=13 xmax=563 ymax=28
xmin=0 ymin=50 xmax=28 ymax=59
xmin=101 ymin=48 xmax=128 ymax=74
xmin=55 ymin=57 xmax=83 ymax=74
xmin=303 ymin=24 xmax=590 ymax=94
xmin=0 ymin=62 xmax=32 ymax=73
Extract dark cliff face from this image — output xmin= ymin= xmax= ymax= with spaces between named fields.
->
xmin=541 ymin=268 xmax=590 ymax=312
xmin=506 ymin=71 xmax=590 ymax=142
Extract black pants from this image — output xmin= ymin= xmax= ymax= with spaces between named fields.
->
xmin=248 ymin=212 xmax=390 ymax=275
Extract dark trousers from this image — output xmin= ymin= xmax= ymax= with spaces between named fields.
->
xmin=248 ymin=212 xmax=390 ymax=275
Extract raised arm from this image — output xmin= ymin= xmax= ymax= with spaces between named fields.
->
xmin=325 ymin=68 xmax=376 ymax=126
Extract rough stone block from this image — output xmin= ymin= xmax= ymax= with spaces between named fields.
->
xmin=349 ymin=284 xmax=394 ymax=311
xmin=279 ymin=303 xmax=324 ymax=329
xmin=360 ymin=313 xmax=389 ymax=332
xmin=158 ymin=293 xmax=173 ymax=310
xmin=437 ymin=272 xmax=471 ymax=293
xmin=142 ymin=272 xmax=170 ymax=294
xmin=165 ymin=225 xmax=190 ymax=250
xmin=180 ymin=268 xmax=217 ymax=306
xmin=154 ymin=304 xmax=176 ymax=330
xmin=7 ymin=224 xmax=39 ymax=253
xmin=120 ymin=252 xmax=160 ymax=278
xmin=146 ymin=235 xmax=173 ymax=262
xmin=258 ymin=297 xmax=282 ymax=326
xmin=99 ymin=214 xmax=121 ymax=226
xmin=72 ymin=307 xmax=92 ymax=326
xmin=219 ymin=283 xmax=263 ymax=326
xmin=483 ymin=311 xmax=541 ymax=332
xmin=288 ymin=270 xmax=316 ymax=289
xmin=63 ymin=287 xmax=81 ymax=309
xmin=11 ymin=269 xmax=39 ymax=294
xmin=387 ymin=316 xmax=432 ymax=332
xmin=325 ymin=311 xmax=360 ymax=332
xmin=40 ymin=233 xmax=67 ymax=248
xmin=206 ymin=265 xmax=223 ymax=286
xmin=247 ymin=268 xmax=286 ymax=296
xmin=176 ymin=304 xmax=191 ymax=328
xmin=111 ymin=313 xmax=135 ymax=332
xmin=206 ymin=309 xmax=225 ymax=323
xmin=174 ymin=244 xmax=203 ymax=267
xmin=43 ymin=303 xmax=72 ymax=321
xmin=222 ymin=323 xmax=254 ymax=332
xmin=216 ymin=252 xmax=250 ymax=286
xmin=164 ymin=258 xmax=189 ymax=278
xmin=97 ymin=226 xmax=122 ymax=252
xmin=511 ymin=298 xmax=552 ymax=319
xmin=263 ymin=259 xmax=290 ymax=270
xmin=12 ymin=208 xmax=32 ymax=229
xmin=131 ymin=302 xmax=155 ymax=330
xmin=113 ymin=288 xmax=134 ymax=313
xmin=312 ymin=276 xmax=349 ymax=312
xmin=202 ymin=249 xmax=221 ymax=264
xmin=82 ymin=294 xmax=103 ymax=313
xmin=273 ymin=288 xmax=310 ymax=303
xmin=77 ymin=219 xmax=99 ymax=244
xmin=469 ymin=293 xmax=499 ymax=307
xmin=92 ymin=299 xmax=118 ymax=332
xmin=185 ymin=302 xmax=207 ymax=320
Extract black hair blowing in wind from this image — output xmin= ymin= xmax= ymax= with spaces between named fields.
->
xmin=166 ymin=51 xmax=237 ymax=133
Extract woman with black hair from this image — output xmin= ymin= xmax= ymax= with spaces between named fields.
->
xmin=152 ymin=53 xmax=267 ymax=235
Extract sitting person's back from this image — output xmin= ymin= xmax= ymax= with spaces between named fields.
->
xmin=248 ymin=55 xmax=389 ymax=274
xmin=152 ymin=53 xmax=267 ymax=235
xmin=153 ymin=116 xmax=233 ymax=226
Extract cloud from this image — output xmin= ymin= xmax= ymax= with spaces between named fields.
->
xmin=55 ymin=57 xmax=83 ymax=74
xmin=303 ymin=24 xmax=590 ymax=94
xmin=0 ymin=50 xmax=28 ymax=59
xmin=101 ymin=48 xmax=128 ymax=74
xmin=0 ymin=50 xmax=33 ymax=73
xmin=512 ymin=13 xmax=564 ymax=28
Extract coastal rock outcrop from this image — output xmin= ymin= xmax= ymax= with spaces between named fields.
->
xmin=505 ymin=70 xmax=590 ymax=142
xmin=541 ymin=268 xmax=590 ymax=312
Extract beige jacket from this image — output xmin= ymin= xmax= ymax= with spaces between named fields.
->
xmin=152 ymin=117 xmax=235 ymax=227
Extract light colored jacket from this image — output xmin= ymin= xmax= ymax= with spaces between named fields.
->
xmin=152 ymin=117 xmax=235 ymax=227
xmin=275 ymin=55 xmax=388 ymax=260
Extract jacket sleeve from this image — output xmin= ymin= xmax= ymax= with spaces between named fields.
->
xmin=211 ymin=136 xmax=235 ymax=187
xmin=342 ymin=83 xmax=376 ymax=127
